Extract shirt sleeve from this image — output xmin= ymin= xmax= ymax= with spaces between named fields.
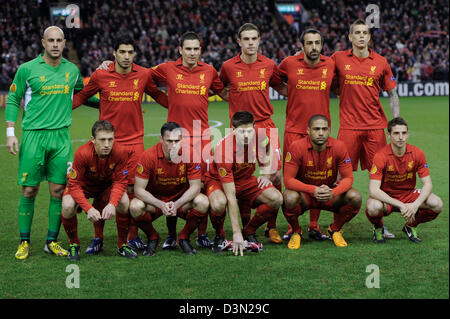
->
xmin=332 ymin=146 xmax=354 ymax=196
xmin=380 ymin=59 xmax=397 ymax=92
xmin=214 ymin=144 xmax=234 ymax=184
xmin=210 ymin=68 xmax=224 ymax=94
xmin=278 ymin=58 xmax=287 ymax=78
xmin=108 ymin=154 xmax=129 ymax=207
xmin=67 ymin=150 xmax=93 ymax=212
xmin=135 ymin=152 xmax=153 ymax=181
xmin=151 ymin=63 xmax=168 ymax=84
xmin=72 ymin=71 xmax=100 ymax=110
xmin=283 ymin=146 xmax=316 ymax=195
xmin=5 ymin=65 xmax=29 ymax=123
xmin=369 ymin=152 xmax=385 ymax=181
xmin=269 ymin=63 xmax=283 ymax=87
xmin=219 ymin=64 xmax=229 ymax=85
xmin=415 ymin=148 xmax=430 ymax=178
xmin=187 ymin=162 xmax=202 ymax=181
xmin=145 ymin=68 xmax=168 ymax=108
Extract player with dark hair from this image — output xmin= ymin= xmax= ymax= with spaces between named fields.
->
xmin=151 ymin=31 xmax=225 ymax=251
xmin=331 ymin=19 xmax=400 ymax=240
xmin=278 ymin=28 xmax=335 ymax=242
xmin=219 ymin=22 xmax=286 ymax=245
xmin=204 ymin=111 xmax=283 ymax=255
xmin=6 ymin=26 xmax=84 ymax=260
xmin=72 ymin=32 xmax=168 ymax=254
xmin=366 ymin=117 xmax=442 ymax=243
xmin=61 ymin=120 xmax=133 ymax=260
xmin=283 ymin=115 xmax=362 ymax=249
xmin=129 ymin=122 xmax=209 ymax=256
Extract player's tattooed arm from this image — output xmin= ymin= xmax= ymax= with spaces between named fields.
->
xmin=387 ymin=88 xmax=400 ymax=118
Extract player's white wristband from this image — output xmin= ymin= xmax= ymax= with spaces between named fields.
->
xmin=6 ymin=127 xmax=15 ymax=137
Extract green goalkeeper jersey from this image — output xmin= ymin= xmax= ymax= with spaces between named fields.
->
xmin=5 ymin=54 xmax=84 ymax=130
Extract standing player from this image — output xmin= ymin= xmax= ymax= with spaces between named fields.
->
xmin=366 ymin=117 xmax=442 ymax=243
xmin=151 ymin=31 xmax=225 ymax=250
xmin=61 ymin=121 xmax=134 ymax=260
xmin=219 ymin=23 xmax=286 ymax=244
xmin=283 ymin=115 xmax=362 ymax=249
xmin=204 ymin=111 xmax=283 ymax=255
xmin=6 ymin=26 xmax=84 ymax=260
xmin=331 ymin=19 xmax=400 ymax=239
xmin=278 ymin=28 xmax=335 ymax=242
xmin=73 ymin=33 xmax=168 ymax=254
xmin=129 ymin=122 xmax=209 ymax=256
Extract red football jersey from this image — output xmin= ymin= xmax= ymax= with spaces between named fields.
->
xmin=135 ymin=142 xmax=202 ymax=200
xmin=219 ymin=53 xmax=283 ymax=122
xmin=278 ymin=53 xmax=335 ymax=134
xmin=73 ymin=63 xmax=168 ymax=144
xmin=369 ymin=144 xmax=430 ymax=198
xmin=67 ymin=141 xmax=129 ymax=212
xmin=152 ymin=58 xmax=224 ymax=137
xmin=207 ymin=130 xmax=269 ymax=184
xmin=331 ymin=49 xmax=397 ymax=129
xmin=283 ymin=136 xmax=354 ymax=196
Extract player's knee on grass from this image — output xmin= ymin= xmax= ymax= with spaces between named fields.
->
xmin=192 ymin=193 xmax=209 ymax=214
xmin=129 ymin=198 xmax=146 ymax=218
xmin=209 ymin=190 xmax=227 ymax=215
xmin=365 ymin=198 xmax=384 ymax=217
xmin=117 ymin=192 xmax=130 ymax=213
xmin=425 ymin=193 xmax=443 ymax=213
xmin=283 ymin=190 xmax=300 ymax=209
xmin=22 ymin=185 xmax=39 ymax=198
xmin=345 ymin=188 xmax=362 ymax=207
xmin=62 ymin=195 xmax=77 ymax=218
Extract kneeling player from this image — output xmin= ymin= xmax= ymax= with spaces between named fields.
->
xmin=61 ymin=121 xmax=133 ymax=260
xmin=205 ymin=111 xmax=283 ymax=255
xmin=129 ymin=122 xmax=209 ymax=256
xmin=283 ymin=115 xmax=361 ymax=249
xmin=366 ymin=117 xmax=442 ymax=243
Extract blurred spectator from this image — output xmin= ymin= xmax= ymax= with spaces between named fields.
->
xmin=0 ymin=0 xmax=448 ymax=90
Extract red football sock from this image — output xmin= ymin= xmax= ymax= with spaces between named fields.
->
xmin=244 ymin=204 xmax=276 ymax=236
xmin=179 ymin=209 xmax=204 ymax=240
xmin=365 ymin=208 xmax=384 ymax=228
xmin=331 ymin=204 xmax=360 ymax=232
xmin=127 ymin=218 xmax=139 ymax=241
xmin=197 ymin=210 xmax=208 ymax=236
xmin=210 ymin=208 xmax=226 ymax=238
xmin=408 ymin=208 xmax=440 ymax=227
xmin=135 ymin=212 xmax=159 ymax=241
xmin=166 ymin=216 xmax=178 ymax=237
xmin=115 ymin=212 xmax=129 ymax=248
xmin=93 ymin=219 xmax=105 ymax=241
xmin=309 ymin=209 xmax=321 ymax=230
xmin=62 ymin=215 xmax=80 ymax=245
xmin=238 ymin=200 xmax=252 ymax=227
xmin=282 ymin=204 xmax=302 ymax=234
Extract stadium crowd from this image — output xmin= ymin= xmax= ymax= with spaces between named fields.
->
xmin=0 ymin=0 xmax=448 ymax=90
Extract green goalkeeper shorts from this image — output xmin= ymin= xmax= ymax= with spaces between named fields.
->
xmin=18 ymin=128 xmax=72 ymax=186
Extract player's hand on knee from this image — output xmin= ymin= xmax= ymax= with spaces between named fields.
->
xmin=101 ymin=203 xmax=116 ymax=220
xmin=257 ymin=175 xmax=272 ymax=189
xmin=6 ymin=136 xmax=19 ymax=155
xmin=87 ymin=208 xmax=102 ymax=223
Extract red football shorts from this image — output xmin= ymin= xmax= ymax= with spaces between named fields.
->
xmin=384 ymin=189 xmax=421 ymax=216
xmin=64 ymin=184 xmax=113 ymax=211
xmin=204 ymin=175 xmax=274 ymax=208
xmin=254 ymin=118 xmax=281 ymax=171
xmin=301 ymin=192 xmax=336 ymax=211
xmin=338 ymin=129 xmax=386 ymax=171
xmin=181 ymin=135 xmax=212 ymax=182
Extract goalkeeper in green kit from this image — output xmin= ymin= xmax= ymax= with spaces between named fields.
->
xmin=5 ymin=26 xmax=85 ymax=260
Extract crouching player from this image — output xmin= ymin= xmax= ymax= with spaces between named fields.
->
xmin=61 ymin=121 xmax=133 ymax=260
xmin=129 ymin=122 xmax=209 ymax=256
xmin=205 ymin=111 xmax=283 ymax=255
xmin=283 ymin=115 xmax=361 ymax=249
xmin=366 ymin=117 xmax=442 ymax=243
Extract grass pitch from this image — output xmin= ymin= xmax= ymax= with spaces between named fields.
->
xmin=0 ymin=96 xmax=448 ymax=300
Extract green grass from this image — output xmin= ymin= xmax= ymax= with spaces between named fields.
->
xmin=0 ymin=96 xmax=448 ymax=299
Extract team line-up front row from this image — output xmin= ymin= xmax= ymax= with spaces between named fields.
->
xmin=57 ymin=113 xmax=444 ymax=260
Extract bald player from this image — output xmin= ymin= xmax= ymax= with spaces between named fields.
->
xmin=6 ymin=26 xmax=85 ymax=260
